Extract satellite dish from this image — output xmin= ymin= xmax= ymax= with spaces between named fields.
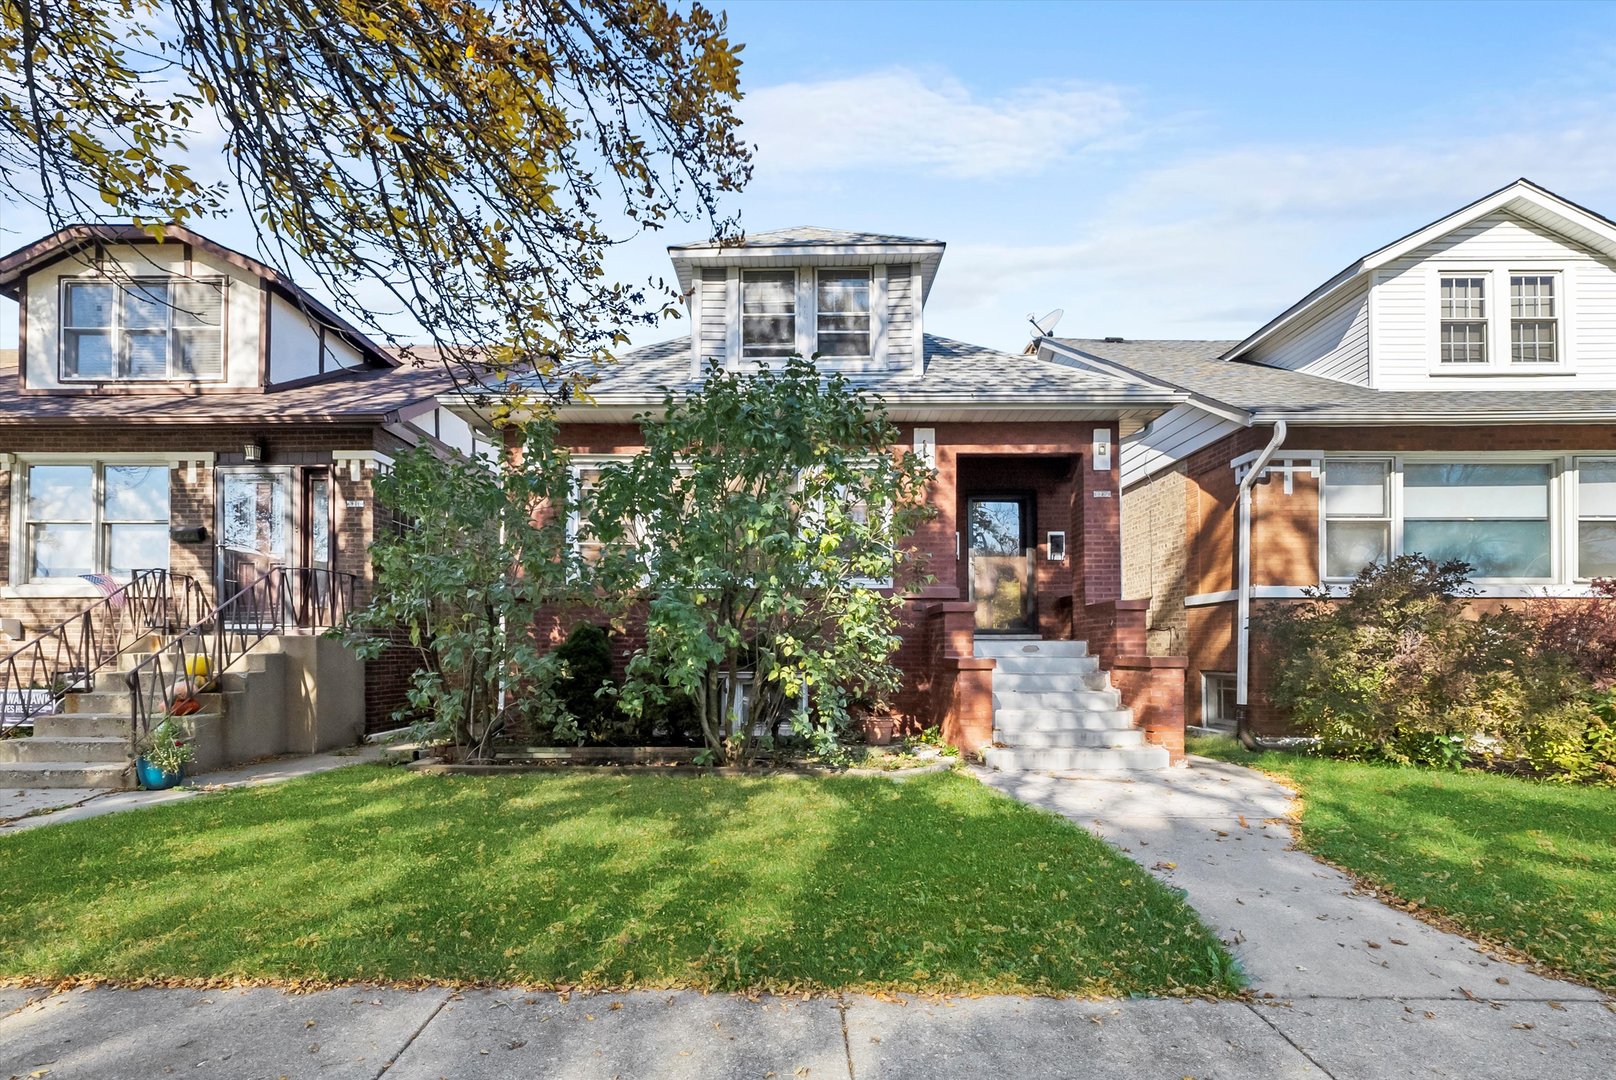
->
xmin=1027 ymin=308 xmax=1064 ymax=337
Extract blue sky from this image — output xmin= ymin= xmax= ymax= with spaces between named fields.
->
xmin=8 ymin=0 xmax=1616 ymax=351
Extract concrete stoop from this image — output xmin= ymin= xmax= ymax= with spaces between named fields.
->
xmin=0 ymin=633 xmax=365 ymax=789
xmin=976 ymin=637 xmax=1169 ymax=773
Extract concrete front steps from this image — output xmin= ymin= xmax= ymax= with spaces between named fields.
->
xmin=0 ymin=642 xmax=252 ymax=790
xmin=975 ymin=637 xmax=1168 ymax=773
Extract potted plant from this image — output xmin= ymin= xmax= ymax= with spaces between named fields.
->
xmin=136 ymin=716 xmax=196 ymax=790
xmin=857 ymin=696 xmax=899 ymax=746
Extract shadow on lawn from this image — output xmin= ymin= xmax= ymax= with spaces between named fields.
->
xmin=0 ymin=767 xmax=1240 ymax=995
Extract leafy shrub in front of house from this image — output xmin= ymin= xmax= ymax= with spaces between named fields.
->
xmin=1524 ymin=578 xmax=1616 ymax=691
xmin=1255 ymin=555 xmax=1595 ymax=771
xmin=584 ymin=356 xmax=936 ymax=766
xmin=344 ymin=422 xmax=580 ymax=759
xmin=554 ymin=623 xmax=618 ymax=739
xmin=551 ymin=623 xmax=705 ymax=747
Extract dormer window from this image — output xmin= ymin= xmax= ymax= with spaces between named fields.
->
xmin=1438 ymin=275 xmax=1487 ymax=364
xmin=61 ymin=278 xmax=226 ymax=381
xmin=1510 ymin=274 xmax=1557 ymax=363
xmin=815 ymin=269 xmax=872 ymax=358
xmin=741 ymin=270 xmax=796 ymax=360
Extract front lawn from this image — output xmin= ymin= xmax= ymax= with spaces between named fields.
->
xmin=1189 ymin=734 xmax=1616 ymax=990
xmin=0 ymin=766 xmax=1241 ymax=997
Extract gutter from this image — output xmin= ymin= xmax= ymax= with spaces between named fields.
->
xmin=1235 ymin=419 xmax=1286 ymax=750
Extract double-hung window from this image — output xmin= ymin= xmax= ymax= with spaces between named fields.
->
xmin=1510 ymin=274 xmax=1558 ymax=363
xmin=815 ymin=269 xmax=872 ymax=358
xmin=740 ymin=270 xmax=796 ymax=361
xmin=1322 ymin=459 xmax=1391 ymax=579
xmin=22 ymin=462 xmax=170 ymax=581
xmin=61 ymin=278 xmax=226 ymax=381
xmin=1438 ymin=276 xmax=1488 ymax=364
xmin=1578 ymin=460 xmax=1616 ymax=579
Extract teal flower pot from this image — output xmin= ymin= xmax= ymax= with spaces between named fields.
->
xmin=135 ymin=757 xmax=184 ymax=791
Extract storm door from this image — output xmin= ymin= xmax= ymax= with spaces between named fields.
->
xmin=967 ymin=496 xmax=1034 ymax=631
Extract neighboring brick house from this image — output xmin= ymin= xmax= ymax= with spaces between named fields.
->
xmin=460 ymin=228 xmax=1197 ymax=768
xmin=1035 ymin=179 xmax=1616 ymax=738
xmin=0 ymin=224 xmax=492 ymax=733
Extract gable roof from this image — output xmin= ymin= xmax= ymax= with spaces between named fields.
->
xmin=1223 ymin=178 xmax=1616 ymax=362
xmin=1047 ymin=337 xmax=1616 ymax=425
xmin=666 ymin=225 xmax=948 ymax=300
xmin=533 ymin=334 xmax=1184 ymax=426
xmin=0 ymin=223 xmax=396 ymax=368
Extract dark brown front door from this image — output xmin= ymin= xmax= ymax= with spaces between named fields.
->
xmin=968 ymin=496 xmax=1033 ymax=631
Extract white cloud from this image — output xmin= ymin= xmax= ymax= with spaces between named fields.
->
xmin=933 ymin=104 xmax=1616 ymax=345
xmin=742 ymin=68 xmax=1130 ymax=180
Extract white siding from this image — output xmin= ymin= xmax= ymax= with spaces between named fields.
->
xmin=321 ymin=333 xmax=363 ymax=374
xmin=1121 ymin=403 xmax=1241 ymax=489
xmin=1246 ymin=281 xmax=1369 ymax=384
xmin=23 ymin=245 xmax=261 ymax=389
xmin=1370 ymin=210 xmax=1616 ymax=390
xmin=693 ymin=268 xmax=729 ymax=369
xmin=885 ymin=263 xmax=915 ymax=371
xmin=268 ymin=293 xmax=320 ymax=383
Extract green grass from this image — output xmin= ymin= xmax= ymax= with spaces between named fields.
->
xmin=0 ymin=766 xmax=1241 ymax=997
xmin=1188 ymin=734 xmax=1616 ymax=990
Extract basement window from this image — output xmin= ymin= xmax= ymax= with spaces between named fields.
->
xmin=1200 ymin=673 xmax=1236 ymax=732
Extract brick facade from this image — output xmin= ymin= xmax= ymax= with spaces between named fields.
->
xmin=0 ymin=423 xmax=418 ymax=734
xmin=1134 ymin=422 xmax=1616 ymax=735
xmin=540 ymin=417 xmax=1190 ymax=754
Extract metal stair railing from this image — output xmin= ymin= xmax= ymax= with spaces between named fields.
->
xmin=0 ymin=569 xmax=207 ymax=734
xmin=124 ymin=566 xmax=357 ymax=753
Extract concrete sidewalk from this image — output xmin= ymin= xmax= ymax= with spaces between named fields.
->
xmin=2 ymin=984 xmax=1612 ymax=1079
xmin=979 ymin=759 xmax=1607 ymax=1003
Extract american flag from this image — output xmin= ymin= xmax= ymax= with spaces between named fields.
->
xmin=81 ymin=573 xmax=127 ymax=611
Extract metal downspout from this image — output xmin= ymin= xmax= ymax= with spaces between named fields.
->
xmin=1235 ymin=420 xmax=1286 ymax=749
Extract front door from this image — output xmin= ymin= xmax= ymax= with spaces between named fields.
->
xmin=217 ymin=468 xmax=293 ymax=614
xmin=968 ymin=496 xmax=1033 ymax=631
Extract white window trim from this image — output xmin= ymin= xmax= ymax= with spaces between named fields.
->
xmin=739 ymin=268 xmax=797 ymax=366
xmin=1317 ymin=452 xmax=1583 ymax=588
xmin=6 ymin=453 xmax=176 ymax=597
xmin=814 ymin=267 xmax=874 ymax=363
xmin=1426 ymin=264 xmax=1574 ymax=375
xmin=728 ymin=265 xmax=897 ymax=373
xmin=58 ymin=275 xmax=230 ymax=383
xmin=1572 ymin=455 xmax=1616 ymax=583
xmin=1197 ymin=671 xmax=1237 ymax=732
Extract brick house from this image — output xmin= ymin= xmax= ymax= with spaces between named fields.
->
xmin=489 ymin=228 xmax=1196 ymax=768
xmin=0 ymin=224 xmax=492 ymax=738
xmin=1034 ymin=179 xmax=1616 ymax=738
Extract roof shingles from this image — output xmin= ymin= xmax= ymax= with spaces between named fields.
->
xmin=1052 ymin=337 xmax=1616 ymax=422
xmin=575 ymin=334 xmax=1174 ymax=405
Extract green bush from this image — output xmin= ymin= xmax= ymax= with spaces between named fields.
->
xmin=1255 ymin=555 xmax=1592 ymax=770
xmin=554 ymin=623 xmax=618 ymax=740
xmin=552 ymin=624 xmax=703 ymax=747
